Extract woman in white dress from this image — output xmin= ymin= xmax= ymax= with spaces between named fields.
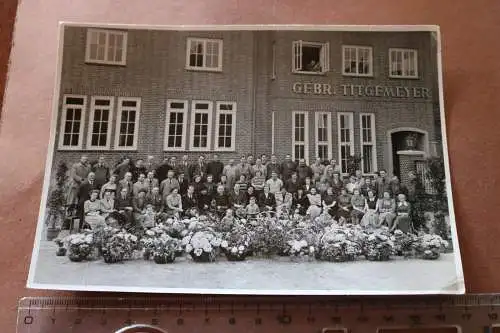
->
xmin=84 ymin=190 xmax=106 ymax=229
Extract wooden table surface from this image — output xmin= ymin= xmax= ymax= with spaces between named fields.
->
xmin=1 ymin=0 xmax=500 ymax=332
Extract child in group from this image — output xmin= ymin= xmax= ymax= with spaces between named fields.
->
xmin=245 ymin=196 xmax=260 ymax=219
xmin=219 ymin=208 xmax=235 ymax=232
xmin=142 ymin=204 xmax=156 ymax=229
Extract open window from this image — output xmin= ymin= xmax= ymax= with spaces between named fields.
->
xmin=292 ymin=40 xmax=330 ymax=74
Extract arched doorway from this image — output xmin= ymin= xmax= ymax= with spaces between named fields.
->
xmin=387 ymin=128 xmax=429 ymax=183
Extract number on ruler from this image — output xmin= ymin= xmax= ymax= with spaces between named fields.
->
xmin=409 ymin=314 xmax=422 ymax=325
xmin=489 ymin=313 xmax=499 ymax=320
xmin=331 ymin=316 xmax=342 ymax=324
xmin=435 ymin=313 xmax=446 ymax=322
xmin=255 ymin=317 xmax=262 ymax=325
xmin=277 ymin=314 xmax=292 ymax=324
xmin=383 ymin=315 xmax=394 ymax=323
xmin=177 ymin=318 xmax=184 ymax=325
xmin=151 ymin=318 xmax=159 ymax=326
xmin=462 ymin=313 xmax=472 ymax=321
xmin=229 ymin=317 xmax=236 ymax=325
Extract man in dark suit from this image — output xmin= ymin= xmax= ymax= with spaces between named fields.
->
xmin=115 ymin=187 xmax=134 ymax=226
xmin=145 ymin=186 xmax=163 ymax=213
xmin=77 ymin=172 xmax=98 ymax=229
xmin=155 ymin=157 xmax=171 ymax=184
xmin=131 ymin=158 xmax=147 ymax=182
xmin=281 ymin=154 xmax=297 ymax=181
xmin=258 ymin=185 xmax=276 ymax=211
xmin=179 ymin=155 xmax=191 ymax=183
xmin=117 ymin=172 xmax=134 ymax=199
xmin=266 ymin=154 xmax=282 ymax=180
xmin=91 ymin=155 xmax=110 ymax=189
xmin=207 ymin=154 xmax=224 ymax=182
xmin=182 ymin=185 xmax=198 ymax=212
xmin=191 ymin=155 xmax=208 ymax=181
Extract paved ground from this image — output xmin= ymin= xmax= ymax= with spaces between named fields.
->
xmin=31 ymin=241 xmax=462 ymax=294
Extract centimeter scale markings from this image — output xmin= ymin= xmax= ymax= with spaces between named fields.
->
xmin=16 ymin=295 xmax=500 ymax=333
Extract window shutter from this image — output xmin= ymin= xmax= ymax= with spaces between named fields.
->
xmin=321 ymin=42 xmax=330 ymax=72
xmin=292 ymin=40 xmax=302 ymax=72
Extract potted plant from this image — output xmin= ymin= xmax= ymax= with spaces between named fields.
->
xmin=152 ymin=234 xmax=181 ymax=264
xmin=363 ymin=227 xmax=395 ymax=261
xmin=220 ymin=225 xmax=254 ymax=261
xmin=45 ymin=161 xmax=68 ymax=241
xmin=64 ymin=232 xmax=94 ymax=262
xmin=101 ymin=230 xmax=138 ymax=264
xmin=415 ymin=233 xmax=449 ymax=260
xmin=182 ymin=229 xmax=223 ymax=263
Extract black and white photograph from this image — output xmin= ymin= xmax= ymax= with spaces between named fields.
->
xmin=27 ymin=24 xmax=464 ymax=294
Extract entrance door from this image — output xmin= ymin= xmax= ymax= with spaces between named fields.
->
xmin=389 ymin=130 xmax=427 ymax=183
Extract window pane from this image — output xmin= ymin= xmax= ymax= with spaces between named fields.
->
xmin=66 ymin=97 xmax=85 ymax=105
xmin=170 ymin=102 xmax=184 ymax=109
xmin=363 ymin=145 xmax=373 ymax=173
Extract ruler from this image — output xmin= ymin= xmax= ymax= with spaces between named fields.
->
xmin=16 ymin=295 xmax=500 ymax=333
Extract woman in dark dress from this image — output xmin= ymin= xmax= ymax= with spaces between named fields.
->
xmin=360 ymin=189 xmax=379 ymax=228
xmin=293 ymin=188 xmax=309 ymax=215
xmin=322 ymin=187 xmax=337 ymax=217
xmin=336 ymin=188 xmax=352 ymax=224
xmin=391 ymin=193 xmax=413 ymax=233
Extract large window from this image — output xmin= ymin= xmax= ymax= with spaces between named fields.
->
xmin=292 ymin=40 xmax=330 ymax=74
xmin=337 ymin=112 xmax=354 ymax=174
xmin=59 ymin=95 xmax=87 ymax=150
xmin=360 ymin=113 xmax=377 ymax=174
xmin=115 ymin=97 xmax=141 ymax=150
xmin=87 ymin=96 xmax=114 ymax=150
xmin=85 ymin=29 xmax=127 ymax=65
xmin=190 ymin=101 xmax=213 ymax=151
xmin=389 ymin=48 xmax=418 ymax=78
xmin=164 ymin=100 xmax=188 ymax=151
xmin=292 ymin=111 xmax=309 ymax=162
xmin=315 ymin=112 xmax=332 ymax=160
xmin=186 ymin=38 xmax=223 ymax=71
xmin=215 ymin=102 xmax=237 ymax=151
xmin=342 ymin=45 xmax=373 ymax=76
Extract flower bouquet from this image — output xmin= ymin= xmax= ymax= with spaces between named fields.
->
xmin=140 ymin=228 xmax=158 ymax=260
xmin=285 ymin=239 xmax=315 ymax=262
xmin=363 ymin=227 xmax=395 ymax=261
xmin=220 ymin=224 xmax=254 ymax=261
xmin=393 ymin=230 xmax=417 ymax=258
xmin=284 ymin=226 xmax=318 ymax=261
xmin=415 ymin=233 xmax=449 ymax=260
xmin=317 ymin=226 xmax=362 ymax=262
xmin=161 ymin=218 xmax=188 ymax=239
xmin=64 ymin=232 xmax=94 ymax=262
xmin=152 ymin=234 xmax=181 ymax=264
xmin=101 ymin=230 xmax=138 ymax=264
xmin=182 ymin=229 xmax=223 ymax=263
xmin=250 ymin=217 xmax=288 ymax=257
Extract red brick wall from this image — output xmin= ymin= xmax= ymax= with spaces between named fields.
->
xmin=51 ymin=27 xmax=441 ymax=177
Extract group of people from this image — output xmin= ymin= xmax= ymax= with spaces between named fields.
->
xmin=63 ymin=153 xmax=425 ymax=234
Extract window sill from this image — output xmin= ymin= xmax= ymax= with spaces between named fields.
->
xmin=57 ymin=146 xmax=84 ymax=151
xmin=185 ymin=66 xmax=223 ymax=73
xmin=292 ymin=71 xmax=327 ymax=76
xmin=113 ymin=147 xmax=138 ymax=152
xmin=84 ymin=60 xmax=126 ymax=66
xmin=389 ymin=75 xmax=420 ymax=80
xmin=86 ymin=146 xmax=112 ymax=151
xmin=342 ymin=73 xmax=374 ymax=78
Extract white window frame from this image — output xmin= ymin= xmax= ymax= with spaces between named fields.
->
xmin=58 ymin=94 xmax=87 ymax=151
xmin=185 ymin=38 xmax=223 ymax=72
xmin=359 ymin=113 xmax=378 ymax=175
xmin=189 ymin=100 xmax=213 ymax=151
xmin=86 ymin=96 xmax=114 ymax=150
xmin=292 ymin=40 xmax=330 ymax=74
xmin=315 ymin=112 xmax=332 ymax=160
xmin=114 ymin=97 xmax=141 ymax=151
xmin=292 ymin=111 xmax=309 ymax=163
xmin=164 ymin=99 xmax=188 ymax=151
xmin=389 ymin=48 xmax=419 ymax=79
xmin=341 ymin=45 xmax=373 ymax=77
xmin=214 ymin=101 xmax=237 ymax=151
xmin=85 ymin=28 xmax=128 ymax=66
xmin=337 ymin=112 xmax=354 ymax=175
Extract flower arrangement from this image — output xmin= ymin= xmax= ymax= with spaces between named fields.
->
xmin=220 ymin=224 xmax=254 ymax=261
xmin=64 ymin=231 xmax=94 ymax=262
xmin=283 ymin=226 xmax=317 ymax=261
xmin=182 ymin=229 xmax=223 ymax=263
xmin=151 ymin=234 xmax=182 ymax=264
xmin=317 ymin=227 xmax=362 ymax=262
xmin=286 ymin=239 xmax=315 ymax=262
xmin=251 ymin=217 xmax=288 ymax=257
xmin=363 ymin=227 xmax=395 ymax=261
xmin=393 ymin=230 xmax=417 ymax=258
xmin=101 ymin=229 xmax=138 ymax=264
xmin=161 ymin=218 xmax=189 ymax=239
xmin=415 ymin=233 xmax=449 ymax=260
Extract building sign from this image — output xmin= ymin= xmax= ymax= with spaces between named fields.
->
xmin=292 ymin=82 xmax=431 ymax=99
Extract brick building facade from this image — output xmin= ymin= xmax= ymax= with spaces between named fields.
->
xmin=52 ymin=26 xmax=442 ymax=181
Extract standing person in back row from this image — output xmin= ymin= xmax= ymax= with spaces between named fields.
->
xmin=266 ymin=154 xmax=282 ymax=179
xmin=281 ymin=154 xmax=296 ymax=181
xmin=207 ymin=154 xmax=224 ymax=182
xmin=191 ymin=155 xmax=208 ymax=181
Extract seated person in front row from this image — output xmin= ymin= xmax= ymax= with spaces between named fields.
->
xmin=218 ymin=208 xmax=235 ymax=232
xmin=83 ymin=190 xmax=106 ymax=229
xmin=245 ymin=196 xmax=260 ymax=218
xmin=258 ymin=185 xmax=276 ymax=211
xmin=212 ymin=185 xmax=230 ymax=216
xmin=115 ymin=187 xmax=134 ymax=225
xmin=142 ymin=204 xmax=156 ymax=229
xmin=230 ymin=183 xmax=247 ymax=212
xmin=182 ymin=184 xmax=198 ymax=216
xmin=163 ymin=187 xmax=183 ymax=218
